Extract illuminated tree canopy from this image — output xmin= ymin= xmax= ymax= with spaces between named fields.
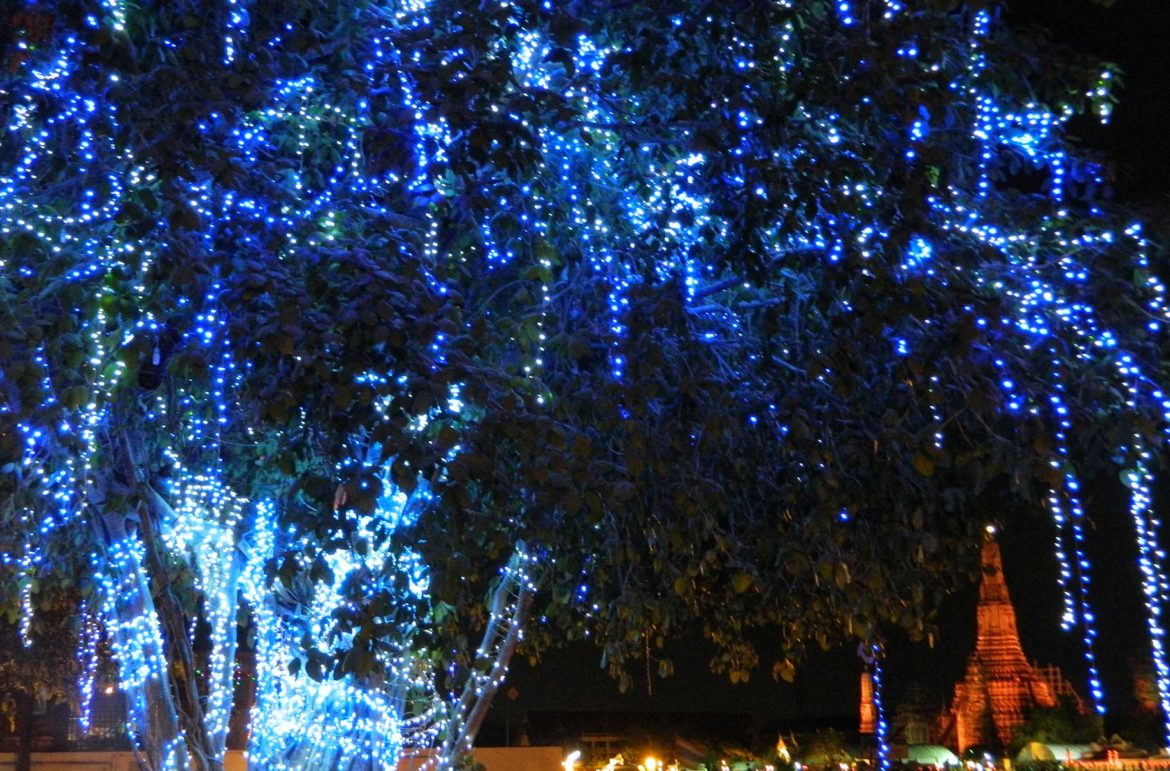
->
xmin=2 ymin=0 xmax=1169 ymax=769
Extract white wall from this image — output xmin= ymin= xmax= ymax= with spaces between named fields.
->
xmin=0 ymin=747 xmax=563 ymax=771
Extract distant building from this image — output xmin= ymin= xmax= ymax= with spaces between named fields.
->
xmin=860 ymin=672 xmax=877 ymax=736
xmin=935 ymin=536 xmax=1086 ymax=753
xmin=891 ymin=684 xmax=939 ymax=747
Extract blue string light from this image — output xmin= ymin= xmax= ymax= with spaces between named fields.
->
xmin=1124 ymin=452 xmax=1170 ymax=745
xmin=872 ymin=644 xmax=891 ymax=771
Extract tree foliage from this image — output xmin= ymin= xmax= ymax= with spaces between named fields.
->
xmin=1 ymin=0 xmax=1168 ymax=767
xmin=1010 ymin=702 xmax=1103 ymax=754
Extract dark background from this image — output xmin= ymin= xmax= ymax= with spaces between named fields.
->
xmin=1006 ymin=0 xmax=1170 ymax=203
xmin=499 ymin=0 xmax=1170 ymax=741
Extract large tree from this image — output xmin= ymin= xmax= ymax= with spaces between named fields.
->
xmin=2 ymin=0 xmax=1168 ymax=769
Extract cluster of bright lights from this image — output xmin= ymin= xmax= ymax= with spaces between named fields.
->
xmin=161 ymin=463 xmax=249 ymax=750
xmin=246 ymin=480 xmax=442 ymax=770
xmin=92 ymin=535 xmax=179 ymax=759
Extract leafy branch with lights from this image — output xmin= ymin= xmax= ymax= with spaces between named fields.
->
xmin=2 ymin=0 xmax=1169 ymax=769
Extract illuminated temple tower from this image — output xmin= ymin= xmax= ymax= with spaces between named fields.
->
xmin=940 ymin=536 xmax=1085 ymax=753
xmin=860 ymin=671 xmax=877 ymax=736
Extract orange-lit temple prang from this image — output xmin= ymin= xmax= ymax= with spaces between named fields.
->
xmin=937 ymin=537 xmax=1087 ymax=752
xmin=860 ymin=671 xmax=877 ymax=736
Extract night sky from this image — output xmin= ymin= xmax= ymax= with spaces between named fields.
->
xmin=1006 ymin=0 xmax=1170 ymax=202
xmin=502 ymin=0 xmax=1170 ymax=738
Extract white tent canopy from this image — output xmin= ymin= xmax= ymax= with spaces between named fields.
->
xmin=901 ymin=745 xmax=960 ymax=766
xmin=1015 ymin=743 xmax=1094 ymax=763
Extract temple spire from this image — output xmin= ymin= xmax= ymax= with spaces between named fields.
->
xmin=939 ymin=530 xmax=1086 ymax=753
xmin=860 ymin=671 xmax=876 ymax=735
xmin=973 ymin=537 xmax=1032 ymax=675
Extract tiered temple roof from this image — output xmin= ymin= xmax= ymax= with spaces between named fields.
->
xmin=940 ymin=537 xmax=1084 ymax=752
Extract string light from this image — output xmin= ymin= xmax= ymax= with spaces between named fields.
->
xmin=77 ymin=603 xmax=101 ymax=733
xmin=1124 ymin=452 xmax=1170 ymax=745
xmin=1047 ymin=368 xmax=1105 ymax=714
xmin=871 ymin=644 xmax=891 ymax=771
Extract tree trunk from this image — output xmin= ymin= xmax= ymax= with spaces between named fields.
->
xmin=136 ymin=490 xmax=221 ymax=771
xmin=16 ymin=691 xmax=32 ymax=771
xmin=109 ymin=428 xmax=230 ymax=771
xmin=94 ymin=504 xmax=187 ymax=771
xmin=104 ymin=528 xmax=188 ymax=771
xmin=436 ymin=546 xmax=535 ymax=770
xmin=226 ymin=648 xmax=255 ymax=750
